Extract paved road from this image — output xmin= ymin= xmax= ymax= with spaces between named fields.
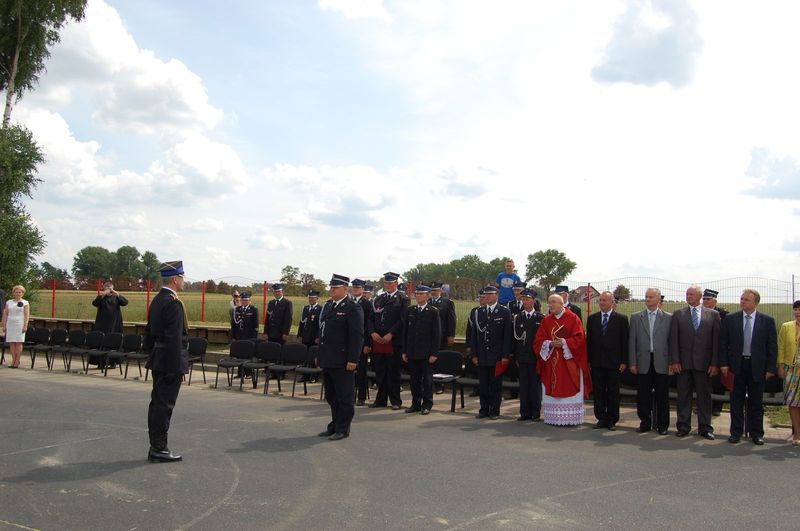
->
xmin=1 ymin=368 xmax=798 ymax=530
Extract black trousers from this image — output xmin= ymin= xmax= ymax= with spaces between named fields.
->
xmin=591 ymin=366 xmax=621 ymax=425
xmin=477 ymin=365 xmax=502 ymax=415
xmin=730 ymin=358 xmax=765 ymax=439
xmin=637 ymin=362 xmax=670 ymax=430
xmin=677 ymin=369 xmax=713 ymax=434
xmin=356 ymin=351 xmax=369 ymax=401
xmin=323 ymin=368 xmax=356 ymax=435
xmin=373 ymin=351 xmax=402 ymax=407
xmin=517 ymin=362 xmax=541 ymax=419
xmin=147 ymin=371 xmax=182 ymax=450
xmin=407 ymin=358 xmax=433 ymax=410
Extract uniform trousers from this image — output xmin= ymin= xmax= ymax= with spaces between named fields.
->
xmin=407 ymin=358 xmax=433 ymax=410
xmin=356 ymin=351 xmax=369 ymax=402
xmin=517 ymin=362 xmax=541 ymax=419
xmin=590 ymin=366 xmax=621 ymax=426
xmin=323 ymin=368 xmax=356 ymax=435
xmin=148 ymin=370 xmax=182 ymax=450
xmin=637 ymin=362 xmax=670 ymax=430
xmin=477 ymin=365 xmax=502 ymax=415
xmin=373 ymin=350 xmax=402 ymax=407
xmin=676 ymin=369 xmax=713 ymax=434
xmin=729 ymin=358 xmax=765 ymax=439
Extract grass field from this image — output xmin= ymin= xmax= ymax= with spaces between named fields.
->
xmin=28 ymin=291 xmax=798 ymax=338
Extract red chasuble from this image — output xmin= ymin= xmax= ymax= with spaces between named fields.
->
xmin=533 ymin=309 xmax=592 ymax=399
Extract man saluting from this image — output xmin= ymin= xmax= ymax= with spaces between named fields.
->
xmin=145 ymin=261 xmax=189 ymax=463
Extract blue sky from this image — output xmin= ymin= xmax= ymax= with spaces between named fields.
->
xmin=12 ymin=0 xmax=800 ymax=289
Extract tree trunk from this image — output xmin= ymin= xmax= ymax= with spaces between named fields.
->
xmin=2 ymin=14 xmax=24 ymax=127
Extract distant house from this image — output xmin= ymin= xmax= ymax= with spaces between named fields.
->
xmin=571 ymin=285 xmax=601 ymax=303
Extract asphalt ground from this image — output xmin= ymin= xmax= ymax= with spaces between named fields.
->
xmin=1 ymin=365 xmax=799 ymax=531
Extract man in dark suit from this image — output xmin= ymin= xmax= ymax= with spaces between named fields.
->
xmin=670 ymin=285 xmax=720 ymax=440
xmin=92 ymin=281 xmax=129 ymax=333
xmin=402 ymin=285 xmax=441 ymax=415
xmin=511 ymin=288 xmax=544 ymax=422
xmin=144 ymin=261 xmax=189 ymax=463
xmin=587 ymin=291 xmax=629 ymax=430
xmin=350 ymin=279 xmax=374 ymax=406
xmin=231 ymin=291 xmax=259 ymax=340
xmin=720 ymin=289 xmax=778 ymax=445
xmin=369 ymin=272 xmax=408 ymax=410
xmin=265 ymin=283 xmax=292 ymax=345
xmin=629 ymin=288 xmax=672 ymax=434
xmin=429 ymin=282 xmax=456 ymax=349
xmin=469 ymin=285 xmax=513 ymax=420
xmin=703 ymin=289 xmax=729 ymax=416
xmin=555 ymin=285 xmax=582 ymax=322
xmin=317 ymin=274 xmax=364 ymax=441
xmin=297 ymin=290 xmax=322 ymax=348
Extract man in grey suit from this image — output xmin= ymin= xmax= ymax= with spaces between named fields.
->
xmin=670 ymin=285 xmax=721 ymax=440
xmin=629 ymin=287 xmax=672 ymax=435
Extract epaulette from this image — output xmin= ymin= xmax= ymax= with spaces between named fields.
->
xmin=169 ymin=294 xmax=178 ymax=301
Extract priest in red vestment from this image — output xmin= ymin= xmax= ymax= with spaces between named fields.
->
xmin=533 ymin=294 xmax=592 ymax=425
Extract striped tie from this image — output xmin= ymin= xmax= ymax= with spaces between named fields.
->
xmin=602 ymin=313 xmax=609 ymax=335
xmin=692 ymin=307 xmax=700 ymax=331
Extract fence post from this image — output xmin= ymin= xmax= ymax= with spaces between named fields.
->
xmin=201 ymin=280 xmax=206 ymax=322
xmin=51 ymin=278 xmax=56 ymax=318
xmin=587 ymin=283 xmax=592 ymax=315
xmin=407 ymin=281 xmax=414 ymax=298
xmin=96 ymin=279 xmax=101 ymax=296
xmin=146 ymin=279 xmax=152 ymax=320
xmin=263 ymin=281 xmax=268 ymax=326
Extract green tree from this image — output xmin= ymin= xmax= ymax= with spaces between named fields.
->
xmin=280 ymin=265 xmax=301 ymax=295
xmin=113 ymin=245 xmax=141 ymax=277
xmin=0 ymin=125 xmax=41 ymax=202
xmin=72 ymin=245 xmax=114 ymax=279
xmin=525 ymin=249 xmax=577 ymax=294
xmin=140 ymin=250 xmax=160 ymax=281
xmin=613 ymin=284 xmax=631 ymax=302
xmin=1 ymin=0 xmax=87 ymax=125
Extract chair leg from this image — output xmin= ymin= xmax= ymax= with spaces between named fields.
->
xmin=460 ymin=386 xmax=465 ymax=409
xmin=263 ymin=370 xmax=269 ymax=395
xmin=124 ymin=360 xmax=130 ymax=379
xmin=214 ymin=366 xmax=221 ymax=388
xmin=303 ymin=380 xmax=308 ymax=396
xmin=292 ymin=373 xmax=298 ymax=397
xmin=145 ymin=368 xmax=149 ymax=381
xmin=30 ymin=350 xmax=36 ymax=369
xmin=188 ymin=363 xmax=193 ymax=386
xmin=451 ymin=384 xmax=457 ymax=413
xmin=277 ymin=376 xmax=282 ymax=394
xmin=200 ymin=361 xmax=206 ymax=384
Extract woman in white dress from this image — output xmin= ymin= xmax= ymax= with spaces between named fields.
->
xmin=2 ymin=285 xmax=30 ymax=368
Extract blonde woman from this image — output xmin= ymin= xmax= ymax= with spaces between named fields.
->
xmin=2 ymin=285 xmax=30 ymax=368
xmin=778 ymin=300 xmax=800 ymax=445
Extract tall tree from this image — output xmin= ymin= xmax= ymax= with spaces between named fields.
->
xmin=72 ymin=245 xmax=114 ymax=279
xmin=280 ymin=265 xmax=301 ymax=295
xmin=613 ymin=284 xmax=631 ymax=302
xmin=0 ymin=0 xmax=86 ymax=125
xmin=525 ymin=249 xmax=577 ymax=294
xmin=140 ymin=250 xmax=160 ymax=281
xmin=114 ymin=245 xmax=141 ymax=277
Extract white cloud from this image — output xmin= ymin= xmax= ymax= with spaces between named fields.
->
xmin=318 ymin=0 xmax=390 ymax=21
xmin=745 ymin=147 xmax=800 ymax=200
xmin=248 ymin=226 xmax=293 ymax=250
xmin=185 ymin=217 xmax=224 ymax=232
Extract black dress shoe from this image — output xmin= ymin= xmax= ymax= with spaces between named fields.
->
xmin=531 ymin=417 xmax=543 ymax=422
xmin=657 ymin=428 xmax=669 ymax=435
xmin=476 ymin=412 xmax=488 ymax=419
xmin=635 ymin=426 xmax=651 ymax=433
xmin=421 ymin=408 xmax=431 ymax=415
xmin=607 ymin=424 xmax=617 ymax=431
xmin=593 ymin=421 xmax=607 ymax=429
xmin=405 ymin=407 xmax=421 ymax=414
xmin=328 ymin=432 xmax=349 ymax=441
xmin=488 ymin=414 xmax=500 ymax=420
xmin=516 ymin=416 xmax=532 ymax=422
xmin=367 ymin=403 xmax=385 ymax=408
xmin=728 ymin=435 xmax=741 ymax=444
xmin=676 ymin=429 xmax=690 ymax=437
xmin=318 ymin=430 xmax=334 ymax=437
xmin=148 ymin=448 xmax=182 ymax=463
xmin=355 ymin=399 xmax=366 ymax=406
xmin=699 ymin=432 xmax=715 ymax=441
xmin=751 ymin=436 xmax=765 ymax=446
xmin=391 ymin=404 xmax=402 ymax=411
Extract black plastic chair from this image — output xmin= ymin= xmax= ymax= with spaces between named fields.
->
xmin=239 ymin=341 xmax=281 ymax=393
xmin=215 ymin=340 xmax=254 ymax=388
xmin=431 ymin=350 xmax=464 ymax=412
xmin=51 ymin=330 xmax=85 ymax=372
xmin=124 ymin=340 xmax=150 ymax=380
xmin=264 ymin=342 xmax=301 ymax=395
xmin=26 ymin=327 xmax=51 ymax=368
xmin=292 ymin=344 xmax=324 ymax=399
xmin=32 ymin=328 xmax=69 ymax=370
xmin=85 ymin=332 xmax=123 ymax=374
xmin=1 ymin=326 xmax=34 ymax=365
xmin=104 ymin=334 xmax=143 ymax=377
xmin=455 ymin=355 xmax=480 ymax=410
xmin=187 ymin=337 xmax=208 ymax=385
xmin=66 ymin=331 xmax=104 ymax=372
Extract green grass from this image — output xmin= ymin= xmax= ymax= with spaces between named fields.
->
xmin=29 ymin=292 xmax=798 ymax=338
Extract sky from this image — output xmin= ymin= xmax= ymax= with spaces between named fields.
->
xmin=12 ymin=0 xmax=800 ymax=286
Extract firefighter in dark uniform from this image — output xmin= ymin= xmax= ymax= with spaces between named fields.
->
xmin=297 ymin=290 xmax=322 ymax=348
xmin=317 ymin=274 xmax=364 ymax=440
xmin=369 ymin=272 xmax=409 ymax=410
xmin=362 ymin=283 xmax=374 ymax=302
xmin=265 ymin=283 xmax=293 ymax=344
xmin=145 ymin=261 xmax=189 ymax=463
xmin=469 ymin=285 xmax=513 ymax=419
xmin=231 ymin=291 xmax=259 ymax=340
xmin=350 ymin=279 xmax=374 ymax=406
xmin=507 ymin=281 xmax=527 ymax=316
xmin=511 ymin=289 xmax=544 ymax=421
xmin=555 ymin=285 xmax=582 ymax=322
xmin=703 ymin=288 xmax=728 ymax=416
xmin=402 ymin=285 xmax=441 ymax=414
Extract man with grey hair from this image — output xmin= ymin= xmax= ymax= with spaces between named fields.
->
xmin=586 ymin=291 xmax=628 ymax=430
xmin=670 ymin=285 xmax=720 ymax=440
xmin=629 ymin=288 xmax=672 ymax=434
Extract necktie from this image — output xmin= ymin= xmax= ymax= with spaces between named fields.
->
xmin=648 ymin=311 xmax=656 ymax=351
xmin=743 ymin=314 xmax=753 ymax=357
xmin=602 ymin=313 xmax=609 ymax=334
xmin=692 ymin=307 xmax=700 ymax=331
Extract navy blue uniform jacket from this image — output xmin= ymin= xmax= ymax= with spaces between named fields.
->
xmin=469 ymin=304 xmax=513 ymax=366
xmin=145 ymin=288 xmax=189 ymax=374
xmin=318 ymin=298 xmax=364 ymax=369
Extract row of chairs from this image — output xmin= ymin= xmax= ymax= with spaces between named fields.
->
xmin=1 ymin=327 xmax=208 ymax=385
